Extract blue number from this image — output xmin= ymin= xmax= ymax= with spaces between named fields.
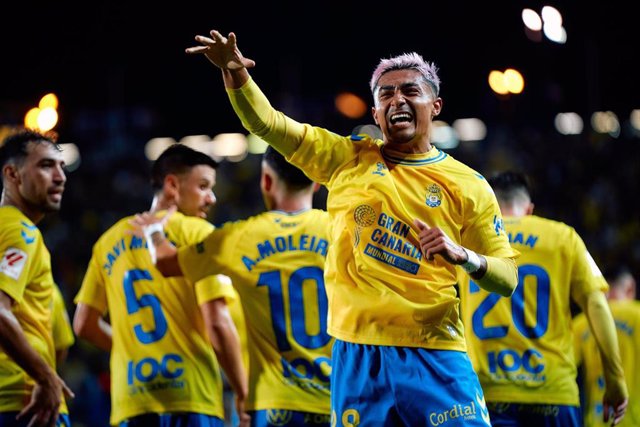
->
xmin=123 ymin=269 xmax=167 ymax=344
xmin=258 ymin=266 xmax=330 ymax=351
xmin=471 ymin=264 xmax=550 ymax=340
xmin=513 ymin=264 xmax=550 ymax=338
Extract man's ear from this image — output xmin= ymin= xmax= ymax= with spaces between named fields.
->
xmin=432 ymin=97 xmax=443 ymax=117
xmin=526 ymin=202 xmax=535 ymax=215
xmin=164 ymin=174 xmax=180 ymax=198
xmin=262 ymin=172 xmax=273 ymax=192
xmin=2 ymin=164 xmax=19 ymax=185
xmin=312 ymin=182 xmax=321 ymax=193
xmin=372 ymin=106 xmax=379 ymax=125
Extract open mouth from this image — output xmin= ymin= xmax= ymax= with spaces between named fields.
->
xmin=389 ymin=112 xmax=413 ymax=125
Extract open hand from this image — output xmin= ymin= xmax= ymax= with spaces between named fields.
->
xmin=186 ymin=30 xmax=255 ymax=70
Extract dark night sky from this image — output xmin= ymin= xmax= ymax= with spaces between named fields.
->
xmin=2 ymin=1 xmax=638 ymax=140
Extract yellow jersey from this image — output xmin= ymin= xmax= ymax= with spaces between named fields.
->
xmin=0 ymin=206 xmax=68 ymax=414
xmin=51 ymin=283 xmax=75 ymax=352
xmin=460 ymin=215 xmax=608 ymax=405
xmin=178 ymin=209 xmax=332 ymax=414
xmin=574 ymin=300 xmax=640 ymax=426
xmin=75 ymin=211 xmax=234 ymax=424
xmin=286 ymin=132 xmax=516 ymax=350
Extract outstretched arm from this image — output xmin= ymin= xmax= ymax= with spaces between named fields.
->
xmin=414 ymin=219 xmax=517 ymax=296
xmin=186 ymin=29 xmax=306 ymax=157
xmin=577 ymin=290 xmax=628 ymax=426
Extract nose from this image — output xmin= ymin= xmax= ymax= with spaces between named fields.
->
xmin=207 ymin=190 xmax=216 ymax=206
xmin=54 ymin=163 xmax=66 ymax=185
xmin=390 ymin=90 xmax=406 ymax=107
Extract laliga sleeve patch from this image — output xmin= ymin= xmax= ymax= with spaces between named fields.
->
xmin=0 ymin=248 xmax=28 ymax=280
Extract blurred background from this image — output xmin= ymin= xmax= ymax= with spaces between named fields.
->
xmin=1 ymin=1 xmax=639 ymax=425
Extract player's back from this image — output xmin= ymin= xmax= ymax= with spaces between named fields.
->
xmin=460 ymin=214 xmax=606 ymax=405
xmin=574 ymin=300 xmax=640 ymax=426
xmin=79 ymin=211 xmax=229 ymax=424
xmin=179 ymin=208 xmax=333 ymax=414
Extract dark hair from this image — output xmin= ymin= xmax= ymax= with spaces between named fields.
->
xmin=488 ymin=170 xmax=532 ymax=204
xmin=0 ymin=129 xmax=59 ymax=169
xmin=263 ymin=146 xmax=312 ymax=191
xmin=151 ymin=144 xmax=218 ymax=190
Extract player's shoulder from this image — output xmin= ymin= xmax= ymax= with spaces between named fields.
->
xmin=526 ymin=215 xmax=577 ymax=239
xmin=165 ymin=212 xmax=214 ymax=244
xmin=0 ymin=206 xmax=42 ymax=245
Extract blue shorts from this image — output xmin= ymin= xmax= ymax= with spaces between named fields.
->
xmin=249 ymin=409 xmax=330 ymax=426
xmin=487 ymin=402 xmax=581 ymax=427
xmin=118 ymin=413 xmax=223 ymax=427
xmin=0 ymin=412 xmax=71 ymax=426
xmin=330 ymin=340 xmax=491 ymax=426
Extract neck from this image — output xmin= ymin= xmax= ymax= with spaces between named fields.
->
xmin=272 ymin=193 xmax=313 ymax=213
xmin=0 ymin=191 xmax=45 ymax=224
xmin=383 ymin=140 xmax=433 ymax=154
xmin=150 ymin=195 xmax=172 ymax=214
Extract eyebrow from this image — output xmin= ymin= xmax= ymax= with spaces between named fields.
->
xmin=378 ymin=82 xmax=421 ymax=92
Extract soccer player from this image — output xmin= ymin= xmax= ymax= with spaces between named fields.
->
xmin=51 ymin=283 xmax=75 ymax=368
xmin=0 ymin=129 xmax=73 ymax=427
xmin=168 ymin=29 xmax=520 ymax=426
xmin=131 ymin=146 xmax=333 ymax=426
xmin=73 ymin=144 xmax=248 ymax=426
xmin=459 ymin=171 xmax=628 ymax=426
xmin=574 ymin=266 xmax=639 ymax=426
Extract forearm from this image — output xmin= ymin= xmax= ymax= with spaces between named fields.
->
xmin=154 ymin=238 xmax=183 ymax=277
xmin=82 ymin=318 xmax=113 ymax=352
xmin=73 ymin=304 xmax=113 ymax=351
xmin=208 ymin=319 xmax=248 ymax=400
xmin=472 ymin=255 xmax=518 ymax=297
xmin=581 ymin=291 xmax=627 ymax=390
xmin=0 ymin=308 xmax=57 ymax=384
xmin=226 ymin=76 xmax=304 ymax=156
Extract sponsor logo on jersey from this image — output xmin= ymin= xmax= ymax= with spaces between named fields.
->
xmin=0 ymin=248 xmax=28 ymax=280
xmin=353 ymin=204 xmax=376 ymax=247
xmin=21 ymin=221 xmax=38 ymax=244
xmin=266 ymin=409 xmax=293 ymax=426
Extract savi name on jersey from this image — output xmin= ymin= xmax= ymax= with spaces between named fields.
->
xmin=102 ymin=235 xmax=149 ymax=276
xmin=242 ymin=234 xmax=329 ymax=271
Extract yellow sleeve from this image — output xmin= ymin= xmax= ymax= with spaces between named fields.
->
xmin=568 ymin=229 xmax=608 ymax=304
xmin=194 ymin=274 xmax=237 ymax=306
xmin=474 ymin=256 xmax=518 ymax=297
xmin=572 ymin=313 xmax=589 ymax=367
xmin=0 ymin=222 xmax=40 ymax=304
xmin=578 ymin=291 xmax=627 ymax=395
xmin=74 ymin=251 xmax=108 ymax=314
xmin=51 ymin=285 xmax=75 ymax=350
xmin=227 ymin=77 xmax=305 ymax=156
xmin=177 ymin=221 xmax=242 ymax=285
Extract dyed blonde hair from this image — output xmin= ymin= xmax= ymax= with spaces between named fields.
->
xmin=369 ymin=52 xmax=440 ymax=96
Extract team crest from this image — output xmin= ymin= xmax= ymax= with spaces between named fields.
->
xmin=425 ymin=184 xmax=442 ymax=208
xmin=372 ymin=162 xmax=387 ymax=176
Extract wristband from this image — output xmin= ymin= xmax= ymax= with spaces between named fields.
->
xmin=143 ymin=222 xmax=164 ymax=264
xmin=461 ymin=247 xmax=481 ymax=274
